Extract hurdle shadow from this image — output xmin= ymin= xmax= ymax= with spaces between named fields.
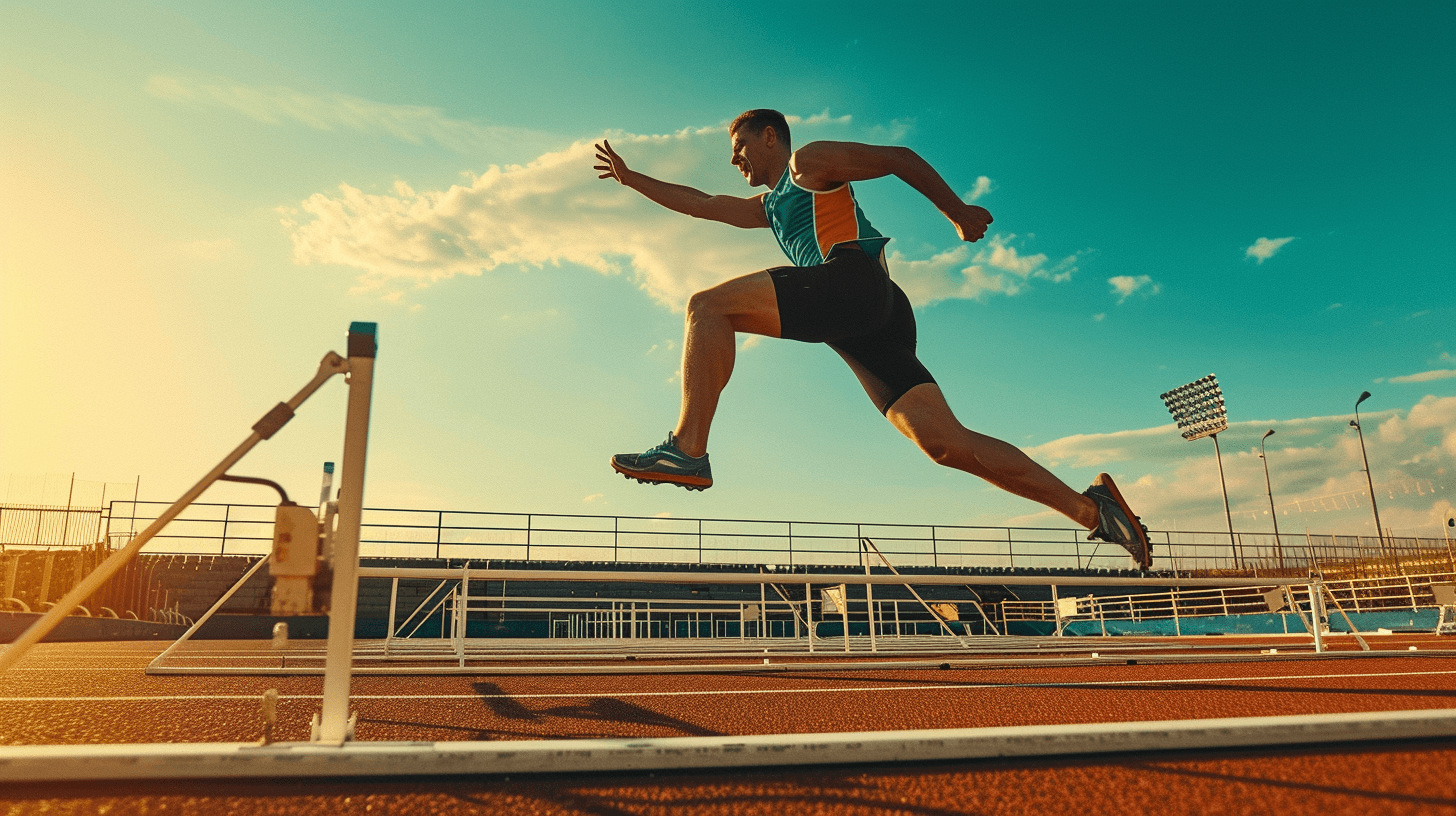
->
xmin=357 ymin=682 xmax=724 ymax=741
xmin=474 ymin=681 xmax=723 ymax=738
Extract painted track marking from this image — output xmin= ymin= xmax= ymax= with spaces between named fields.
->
xmin=3 ymin=667 xmax=1455 ymax=703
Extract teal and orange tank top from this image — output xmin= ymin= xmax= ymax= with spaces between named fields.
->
xmin=763 ymin=168 xmax=890 ymax=267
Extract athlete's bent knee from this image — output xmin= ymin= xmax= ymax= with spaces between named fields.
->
xmin=687 ymin=288 xmax=732 ymax=322
xmin=916 ymin=435 xmax=957 ymax=467
xmin=685 ymin=289 xmax=710 ymax=316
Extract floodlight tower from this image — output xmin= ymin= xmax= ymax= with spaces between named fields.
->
xmin=1350 ymin=391 xmax=1388 ymax=554
xmin=1160 ymin=375 xmax=1240 ymax=568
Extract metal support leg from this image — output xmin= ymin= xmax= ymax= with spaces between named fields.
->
xmin=148 ymin=555 xmax=271 ymax=672
xmin=859 ymin=538 xmax=968 ymax=646
xmin=1321 ymin=584 xmax=1370 ymax=651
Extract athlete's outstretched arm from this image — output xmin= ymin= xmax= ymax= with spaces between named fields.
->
xmin=790 ymin=141 xmax=992 ymax=243
xmin=594 ymin=140 xmax=769 ymax=229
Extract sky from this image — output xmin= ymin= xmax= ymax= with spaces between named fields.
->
xmin=3 ymin=0 xmax=1454 ymax=553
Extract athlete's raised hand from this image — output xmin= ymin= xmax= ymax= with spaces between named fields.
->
xmin=594 ymin=139 xmax=633 ymax=185
xmin=949 ymin=203 xmax=993 ymax=243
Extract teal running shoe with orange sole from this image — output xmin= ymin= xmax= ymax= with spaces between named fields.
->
xmin=611 ymin=432 xmax=712 ymax=491
xmin=1084 ymin=472 xmax=1152 ymax=569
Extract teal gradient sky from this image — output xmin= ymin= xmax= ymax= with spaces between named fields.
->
xmin=3 ymin=1 xmax=1453 ymax=557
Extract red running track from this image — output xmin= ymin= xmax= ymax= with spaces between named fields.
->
xmin=1 ymin=637 xmax=1455 ymax=815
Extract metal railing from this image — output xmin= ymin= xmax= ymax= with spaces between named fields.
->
xmin=0 ymin=504 xmax=107 ymax=548
xmin=98 ymin=500 xmax=1456 ymax=576
xmin=1001 ymin=570 xmax=1456 ymax=623
xmin=381 ymin=585 xmax=993 ymax=647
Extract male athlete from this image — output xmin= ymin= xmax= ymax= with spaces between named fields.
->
xmin=593 ymin=110 xmax=1152 ymax=568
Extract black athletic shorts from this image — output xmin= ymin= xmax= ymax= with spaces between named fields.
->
xmin=768 ymin=243 xmax=936 ymax=414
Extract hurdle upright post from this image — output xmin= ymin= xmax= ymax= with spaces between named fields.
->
xmin=1308 ymin=581 xmax=1325 ymax=653
xmin=316 ymin=322 xmax=377 ymax=743
xmin=805 ymin=581 xmax=814 ymax=652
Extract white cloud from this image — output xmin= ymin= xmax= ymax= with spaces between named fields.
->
xmin=282 ymin=123 xmax=1078 ymax=310
xmin=786 ymin=110 xmax=852 ymax=127
xmin=1107 ymin=274 xmax=1160 ymax=303
xmin=1388 ymin=369 xmax=1456 ymax=384
xmin=892 ymin=236 xmax=1079 ymax=308
xmin=965 ymin=176 xmax=994 ymax=203
xmin=282 ymin=133 xmax=788 ymax=307
xmin=864 ymin=118 xmax=915 ymax=143
xmin=1028 ymin=424 xmax=1179 ymax=470
xmin=146 ymin=74 xmax=549 ymax=157
xmin=1245 ymin=236 xmax=1296 ymax=264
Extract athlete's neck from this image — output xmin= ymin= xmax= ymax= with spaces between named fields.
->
xmin=766 ymin=161 xmax=789 ymax=190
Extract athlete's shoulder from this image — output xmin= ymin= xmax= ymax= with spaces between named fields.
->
xmin=789 ymin=141 xmax=866 ymax=191
xmin=787 ymin=140 xmax=839 ymax=173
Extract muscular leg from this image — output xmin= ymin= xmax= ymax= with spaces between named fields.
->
xmin=672 ymin=270 xmax=781 ymax=457
xmin=885 ymin=383 xmax=1100 ymax=529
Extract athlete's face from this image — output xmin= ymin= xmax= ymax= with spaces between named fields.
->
xmin=729 ymin=126 xmax=774 ymax=187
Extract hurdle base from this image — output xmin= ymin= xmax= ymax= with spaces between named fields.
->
xmin=3 ymin=708 xmax=1454 ymax=782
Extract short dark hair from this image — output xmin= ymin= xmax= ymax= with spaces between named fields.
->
xmin=729 ymin=109 xmax=791 ymax=148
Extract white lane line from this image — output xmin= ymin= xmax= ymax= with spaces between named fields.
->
xmin=2 ymin=668 xmax=1455 ymax=703
xmin=2 ymin=667 xmax=155 ymax=672
xmin=0 ymin=695 xmax=314 ymax=702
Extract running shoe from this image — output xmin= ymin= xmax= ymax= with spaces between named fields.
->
xmin=1084 ymin=473 xmax=1153 ymax=570
xmin=611 ymin=432 xmax=712 ymax=491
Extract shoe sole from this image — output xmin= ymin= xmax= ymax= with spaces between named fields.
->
xmin=611 ymin=460 xmax=712 ymax=491
xmin=1094 ymin=472 xmax=1152 ymax=570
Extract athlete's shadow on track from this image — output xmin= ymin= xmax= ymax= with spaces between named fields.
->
xmin=358 ymin=682 xmax=724 ymax=741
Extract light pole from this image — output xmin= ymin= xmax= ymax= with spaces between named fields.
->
xmin=1259 ymin=429 xmax=1285 ymax=569
xmin=1160 ymin=375 xmax=1239 ymax=569
xmin=1350 ymin=391 xmax=1388 ymax=555
xmin=1444 ymin=517 xmax=1454 ymax=572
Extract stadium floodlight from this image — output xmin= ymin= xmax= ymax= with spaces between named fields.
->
xmin=1160 ymin=375 xmax=1228 ymax=442
xmin=1160 ymin=375 xmax=1240 ymax=568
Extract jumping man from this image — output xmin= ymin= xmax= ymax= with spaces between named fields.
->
xmin=593 ymin=110 xmax=1152 ymax=568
